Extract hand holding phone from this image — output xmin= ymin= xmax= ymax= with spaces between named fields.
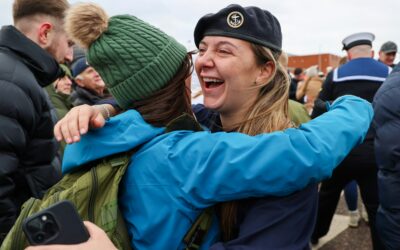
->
xmin=24 ymin=221 xmax=118 ymax=250
xmin=23 ymin=200 xmax=89 ymax=245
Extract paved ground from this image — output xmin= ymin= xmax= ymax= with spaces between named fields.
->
xmin=312 ymin=192 xmax=373 ymax=250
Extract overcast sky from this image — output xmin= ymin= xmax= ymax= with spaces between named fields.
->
xmin=0 ymin=0 xmax=398 ymax=61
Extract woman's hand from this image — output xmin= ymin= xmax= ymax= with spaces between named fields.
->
xmin=25 ymin=221 xmax=117 ymax=250
xmin=54 ymin=104 xmax=110 ymax=143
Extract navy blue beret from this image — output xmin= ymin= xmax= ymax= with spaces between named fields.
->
xmin=71 ymin=57 xmax=90 ymax=78
xmin=194 ymin=4 xmax=282 ymax=52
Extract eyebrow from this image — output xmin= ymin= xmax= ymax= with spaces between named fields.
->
xmin=199 ymin=40 xmax=239 ymax=50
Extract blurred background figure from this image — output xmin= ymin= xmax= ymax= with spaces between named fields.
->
xmin=44 ymin=64 xmax=74 ymax=157
xmin=326 ymin=66 xmax=333 ymax=75
xmin=45 ymin=64 xmax=74 ymax=120
xmin=339 ymin=55 xmax=348 ymax=66
xmin=311 ymin=32 xmax=390 ymax=250
xmin=289 ymin=67 xmax=305 ymax=102
xmin=71 ymin=45 xmax=86 ymax=66
xmin=337 ymin=54 xmax=369 ymax=228
xmin=279 ymin=52 xmax=310 ymax=125
xmin=378 ymin=41 xmax=397 ymax=68
xmin=70 ymin=57 xmax=108 ymax=106
xmin=296 ymin=65 xmax=323 ymax=114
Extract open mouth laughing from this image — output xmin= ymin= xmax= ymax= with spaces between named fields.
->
xmin=203 ymin=77 xmax=225 ymax=88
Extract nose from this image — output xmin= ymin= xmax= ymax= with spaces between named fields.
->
xmin=64 ymin=47 xmax=73 ymax=63
xmin=66 ymin=77 xmax=72 ymax=85
xmin=195 ymin=50 xmax=215 ymax=69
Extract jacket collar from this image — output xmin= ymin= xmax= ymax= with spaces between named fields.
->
xmin=0 ymin=25 xmax=62 ymax=86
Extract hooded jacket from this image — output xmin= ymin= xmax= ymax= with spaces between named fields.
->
xmin=63 ymin=95 xmax=373 ymax=250
xmin=0 ymin=25 xmax=62 ymax=241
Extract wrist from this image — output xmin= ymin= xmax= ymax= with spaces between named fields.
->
xmin=98 ymin=105 xmax=111 ymax=121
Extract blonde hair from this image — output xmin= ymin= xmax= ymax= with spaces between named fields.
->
xmin=219 ymin=45 xmax=292 ymax=241
xmin=237 ymin=45 xmax=291 ymax=135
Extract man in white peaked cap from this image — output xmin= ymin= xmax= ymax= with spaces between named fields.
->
xmin=311 ymin=32 xmax=390 ymax=250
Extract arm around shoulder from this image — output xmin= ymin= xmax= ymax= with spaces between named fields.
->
xmin=171 ymin=95 xmax=372 ymax=204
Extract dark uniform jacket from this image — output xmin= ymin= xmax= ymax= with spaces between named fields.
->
xmin=373 ymin=63 xmax=400 ymax=250
xmin=313 ymin=57 xmax=391 ymax=143
xmin=0 ymin=25 xmax=62 ymax=242
xmin=194 ymin=104 xmax=317 ymax=250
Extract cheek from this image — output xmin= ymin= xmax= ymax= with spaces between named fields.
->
xmin=194 ymin=60 xmax=201 ymax=76
xmin=59 ymin=82 xmax=66 ymax=88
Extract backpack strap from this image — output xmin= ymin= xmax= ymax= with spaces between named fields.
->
xmin=183 ymin=207 xmax=214 ymax=250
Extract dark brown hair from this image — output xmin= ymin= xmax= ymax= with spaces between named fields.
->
xmin=13 ymin=0 xmax=69 ymax=23
xmin=129 ymin=53 xmax=194 ymax=127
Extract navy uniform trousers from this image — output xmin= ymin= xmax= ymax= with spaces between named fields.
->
xmin=311 ymin=143 xmax=384 ymax=250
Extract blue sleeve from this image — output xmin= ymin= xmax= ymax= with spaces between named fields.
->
xmin=168 ymin=95 xmax=373 ymax=206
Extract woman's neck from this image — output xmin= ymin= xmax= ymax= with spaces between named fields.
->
xmin=219 ymin=109 xmax=247 ymax=131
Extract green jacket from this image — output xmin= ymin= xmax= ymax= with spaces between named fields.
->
xmin=288 ymin=100 xmax=310 ymax=126
xmin=44 ymin=85 xmax=73 ymax=155
xmin=45 ymin=85 xmax=73 ymax=121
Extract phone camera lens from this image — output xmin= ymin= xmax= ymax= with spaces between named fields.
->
xmin=35 ymin=233 xmax=45 ymax=243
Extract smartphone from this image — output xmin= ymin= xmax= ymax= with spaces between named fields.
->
xmin=23 ymin=200 xmax=90 ymax=245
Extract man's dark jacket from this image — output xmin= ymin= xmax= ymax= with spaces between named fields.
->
xmin=0 ymin=25 xmax=62 ymax=242
xmin=70 ymin=85 xmax=104 ymax=106
xmin=373 ymin=62 xmax=400 ymax=250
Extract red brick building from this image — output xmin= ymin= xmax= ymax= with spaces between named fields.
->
xmin=288 ymin=53 xmax=341 ymax=74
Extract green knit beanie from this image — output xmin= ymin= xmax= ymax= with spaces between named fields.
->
xmin=66 ymin=4 xmax=187 ymax=109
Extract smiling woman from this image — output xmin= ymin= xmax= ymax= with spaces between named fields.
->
xmin=196 ymin=37 xmax=264 ymax=122
xmin=192 ymin=4 xmax=315 ymax=245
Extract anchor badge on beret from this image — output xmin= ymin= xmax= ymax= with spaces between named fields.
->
xmin=227 ymin=11 xmax=244 ymax=28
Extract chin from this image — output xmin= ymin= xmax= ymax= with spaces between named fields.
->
xmin=203 ymin=100 xmax=222 ymax=112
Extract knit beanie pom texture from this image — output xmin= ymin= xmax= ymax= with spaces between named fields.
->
xmin=65 ymin=3 xmax=109 ymax=49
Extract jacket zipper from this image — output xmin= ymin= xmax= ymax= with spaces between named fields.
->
xmin=88 ymin=167 xmax=98 ymax=221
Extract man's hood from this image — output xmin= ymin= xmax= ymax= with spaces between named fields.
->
xmin=62 ymin=110 xmax=164 ymax=174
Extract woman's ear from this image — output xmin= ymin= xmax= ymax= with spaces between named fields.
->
xmin=255 ymin=61 xmax=275 ymax=85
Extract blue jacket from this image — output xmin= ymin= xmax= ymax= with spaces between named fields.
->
xmin=63 ymin=95 xmax=373 ymax=250
xmin=373 ymin=63 xmax=400 ymax=250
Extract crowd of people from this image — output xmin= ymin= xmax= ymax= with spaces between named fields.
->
xmin=0 ymin=0 xmax=399 ymax=250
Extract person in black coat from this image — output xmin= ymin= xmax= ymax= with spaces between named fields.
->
xmin=373 ymin=62 xmax=400 ymax=250
xmin=0 ymin=0 xmax=73 ymax=243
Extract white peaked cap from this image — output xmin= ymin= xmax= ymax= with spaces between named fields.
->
xmin=342 ymin=32 xmax=375 ymax=50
